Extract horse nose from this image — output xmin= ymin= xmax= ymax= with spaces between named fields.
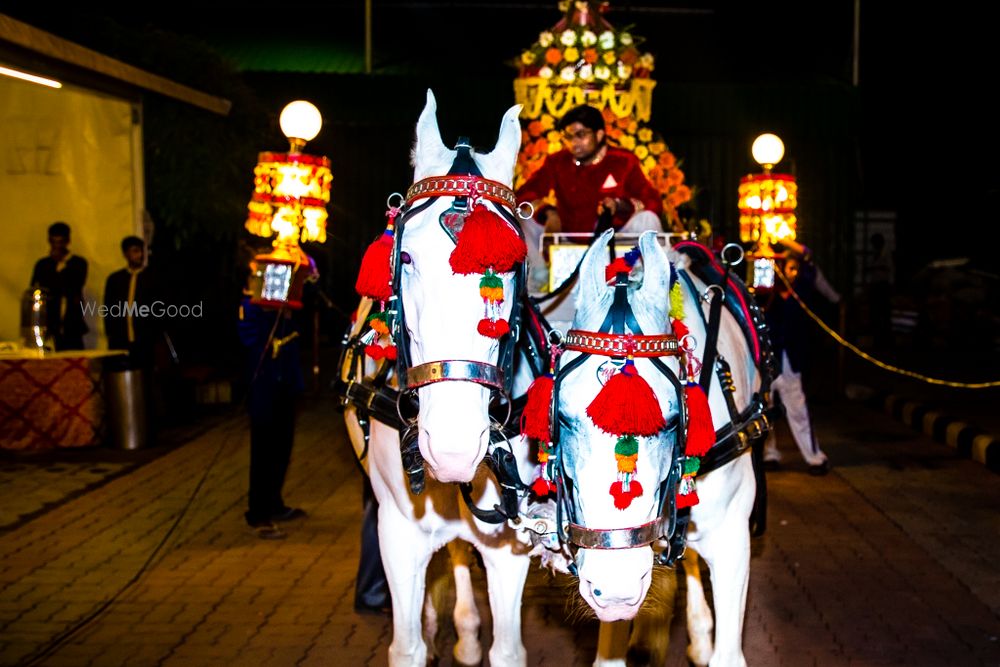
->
xmin=584 ymin=578 xmax=641 ymax=607
xmin=418 ymin=425 xmax=490 ymax=484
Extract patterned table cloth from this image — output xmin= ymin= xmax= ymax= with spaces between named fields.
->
xmin=0 ymin=351 xmax=125 ymax=450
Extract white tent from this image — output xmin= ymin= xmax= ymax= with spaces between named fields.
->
xmin=0 ymin=76 xmax=142 ymax=347
xmin=0 ymin=14 xmax=230 ymax=348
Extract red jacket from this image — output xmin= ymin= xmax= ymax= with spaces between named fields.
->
xmin=516 ymin=146 xmax=663 ymax=233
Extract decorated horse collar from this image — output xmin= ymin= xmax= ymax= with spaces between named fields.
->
xmin=564 ymin=330 xmax=680 ymax=358
xmin=406 ymin=174 xmax=517 ymax=211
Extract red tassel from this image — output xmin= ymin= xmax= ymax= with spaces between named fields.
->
xmin=609 ymin=480 xmax=644 ymax=510
xmin=365 ymin=344 xmax=385 ymax=360
xmin=587 ymin=361 xmax=665 ymax=436
xmin=676 ymin=488 xmax=699 ymax=509
xmin=521 ymin=376 xmax=554 ymax=440
xmin=355 ymin=231 xmax=394 ymax=300
xmin=477 ymin=318 xmax=510 ymax=338
xmin=531 ymin=477 xmax=556 ymax=498
xmin=450 ymin=205 xmax=527 ymax=274
xmin=605 ymin=257 xmax=631 ymax=282
xmin=684 ymin=382 xmax=715 ymax=456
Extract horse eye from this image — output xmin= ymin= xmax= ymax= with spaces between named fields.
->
xmin=400 ymin=251 xmax=412 ymax=265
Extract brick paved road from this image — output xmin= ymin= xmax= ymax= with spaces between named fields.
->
xmin=1 ymin=397 xmax=998 ymax=666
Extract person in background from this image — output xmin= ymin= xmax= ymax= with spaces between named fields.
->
xmin=103 ymin=236 xmax=157 ymax=367
xmin=238 ymin=263 xmax=309 ymax=539
xmin=515 ymin=104 xmax=663 ymax=290
xmin=868 ymin=232 xmax=894 ymax=350
xmin=760 ymin=238 xmax=840 ymax=475
xmin=30 ymin=221 xmax=88 ymax=350
xmin=354 ymin=477 xmax=390 ymax=615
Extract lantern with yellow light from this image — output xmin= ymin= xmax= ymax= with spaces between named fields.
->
xmin=244 ymin=100 xmax=331 ymax=308
xmin=739 ymin=133 xmax=798 ymax=288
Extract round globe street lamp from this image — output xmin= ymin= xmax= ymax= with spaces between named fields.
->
xmin=738 ymin=132 xmax=798 ymax=289
xmin=244 ymin=100 xmax=331 ymax=308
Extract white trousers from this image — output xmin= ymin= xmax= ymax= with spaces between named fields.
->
xmin=520 ymin=210 xmax=662 ymax=292
xmin=763 ymin=352 xmax=828 ymax=466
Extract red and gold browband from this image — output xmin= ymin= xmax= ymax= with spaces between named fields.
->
xmin=406 ymin=175 xmax=517 ymax=210
xmin=564 ymin=330 xmax=680 ymax=358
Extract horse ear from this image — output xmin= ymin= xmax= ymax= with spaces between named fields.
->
xmin=477 ymin=104 xmax=523 ymax=185
xmin=636 ymin=231 xmax=671 ymax=306
xmin=576 ymin=228 xmax=616 ymax=311
xmin=413 ymin=89 xmax=449 ymax=177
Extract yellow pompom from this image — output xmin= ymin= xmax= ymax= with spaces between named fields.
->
xmin=668 ymin=281 xmax=685 ymax=321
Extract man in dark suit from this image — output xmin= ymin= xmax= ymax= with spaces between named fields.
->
xmin=103 ymin=236 xmax=157 ymax=368
xmin=30 ymin=222 xmax=88 ymax=350
xmin=238 ymin=272 xmax=308 ymax=539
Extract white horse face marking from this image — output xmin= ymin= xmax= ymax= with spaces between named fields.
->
xmin=559 ymin=230 xmax=680 ymax=620
xmin=401 ymin=90 xmax=523 ymax=483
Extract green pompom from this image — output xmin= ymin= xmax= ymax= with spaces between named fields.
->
xmin=614 ymin=435 xmax=639 ymax=456
xmin=683 ymin=456 xmax=701 ymax=475
xmin=479 ymin=270 xmax=503 ymax=289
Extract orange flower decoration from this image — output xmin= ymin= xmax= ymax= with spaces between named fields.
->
xmin=528 ymin=120 xmax=544 ymax=137
xmin=545 ymin=48 xmax=562 ymax=65
xmin=658 ymin=151 xmax=676 ymax=169
xmin=583 ymin=48 xmax=599 ymax=64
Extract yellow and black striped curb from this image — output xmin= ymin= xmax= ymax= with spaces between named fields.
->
xmin=883 ymin=394 xmax=999 ymax=474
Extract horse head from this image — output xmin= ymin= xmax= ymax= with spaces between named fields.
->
xmin=556 ymin=229 xmax=681 ymax=621
xmin=396 ymin=90 xmax=524 ymax=483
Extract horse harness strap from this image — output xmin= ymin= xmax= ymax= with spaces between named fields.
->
xmin=406 ymin=360 xmax=504 ymax=391
xmin=568 ymin=517 xmax=664 ymax=550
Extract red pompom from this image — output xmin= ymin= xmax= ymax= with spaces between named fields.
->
xmin=521 ymin=375 xmax=554 ymax=440
xmin=609 ymin=480 xmax=644 ymax=510
xmin=605 ymin=257 xmax=631 ymax=283
xmin=450 ymin=205 xmax=527 ymax=274
xmin=365 ymin=344 xmax=385 ymax=360
xmin=676 ymin=488 xmax=700 ymax=509
xmin=531 ymin=477 xmax=556 ymax=498
xmin=587 ymin=362 xmax=665 ymax=436
xmin=384 ymin=345 xmax=398 ymax=361
xmin=477 ymin=318 xmax=510 ymax=339
xmin=684 ymin=382 xmax=715 ymax=456
xmin=355 ymin=231 xmax=394 ymax=300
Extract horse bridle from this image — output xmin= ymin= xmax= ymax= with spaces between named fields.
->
xmin=370 ymin=140 xmax=544 ymax=521
xmin=390 ymin=141 xmax=525 ymax=403
xmin=549 ymin=268 xmax=688 ymax=560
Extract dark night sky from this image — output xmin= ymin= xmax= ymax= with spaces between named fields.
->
xmin=7 ymin=2 xmax=998 ymax=259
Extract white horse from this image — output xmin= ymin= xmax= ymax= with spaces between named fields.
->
xmin=556 ymin=230 xmax=759 ymax=667
xmin=341 ymin=90 xmax=544 ymax=667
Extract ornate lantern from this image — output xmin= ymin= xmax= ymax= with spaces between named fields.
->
xmin=244 ymin=100 xmax=330 ymax=308
xmin=739 ymin=133 xmax=797 ymax=288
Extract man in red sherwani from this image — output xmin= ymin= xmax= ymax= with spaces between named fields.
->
xmin=516 ymin=104 xmax=664 ymax=290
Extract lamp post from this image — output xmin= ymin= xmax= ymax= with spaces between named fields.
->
xmin=738 ymin=132 xmax=798 ymax=289
xmin=244 ymin=100 xmax=331 ymax=308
